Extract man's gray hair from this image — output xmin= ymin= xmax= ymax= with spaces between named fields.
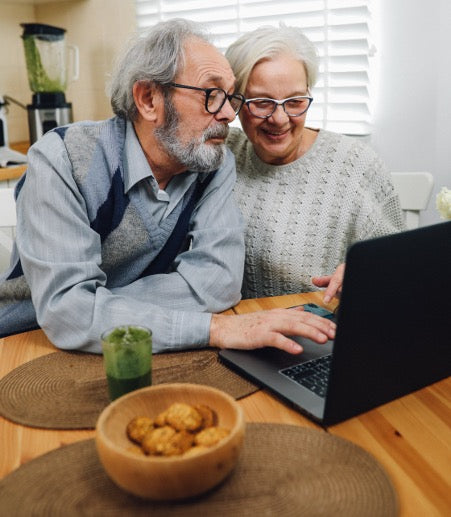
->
xmin=225 ymin=24 xmax=319 ymax=94
xmin=109 ymin=18 xmax=211 ymax=121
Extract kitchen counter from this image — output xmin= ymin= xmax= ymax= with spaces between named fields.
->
xmin=0 ymin=141 xmax=28 ymax=182
xmin=0 ymin=165 xmax=26 ymax=182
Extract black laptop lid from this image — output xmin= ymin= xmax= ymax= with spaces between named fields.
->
xmin=323 ymin=221 xmax=451 ymax=425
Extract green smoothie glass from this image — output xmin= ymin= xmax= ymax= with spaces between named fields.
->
xmin=101 ymin=325 xmax=152 ymax=401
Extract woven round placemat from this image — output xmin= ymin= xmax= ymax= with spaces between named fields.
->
xmin=0 ymin=349 xmax=258 ymax=429
xmin=0 ymin=423 xmax=398 ymax=516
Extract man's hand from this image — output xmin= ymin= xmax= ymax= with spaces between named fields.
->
xmin=209 ymin=306 xmax=336 ymax=354
xmin=312 ymin=263 xmax=346 ymax=303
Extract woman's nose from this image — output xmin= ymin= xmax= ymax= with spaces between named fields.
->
xmin=268 ymin=104 xmax=290 ymax=124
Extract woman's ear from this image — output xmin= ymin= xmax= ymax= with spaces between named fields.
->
xmin=132 ymin=81 xmax=164 ymax=122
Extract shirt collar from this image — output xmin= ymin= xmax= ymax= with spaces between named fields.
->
xmin=123 ymin=120 xmax=158 ymax=194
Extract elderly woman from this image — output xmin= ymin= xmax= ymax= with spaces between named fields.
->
xmin=225 ymin=25 xmax=405 ymax=302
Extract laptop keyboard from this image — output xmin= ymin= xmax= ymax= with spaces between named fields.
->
xmin=280 ymin=354 xmax=332 ymax=398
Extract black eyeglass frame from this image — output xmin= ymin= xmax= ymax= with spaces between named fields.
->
xmin=245 ymin=95 xmax=314 ymax=119
xmin=166 ymin=82 xmax=245 ymax=116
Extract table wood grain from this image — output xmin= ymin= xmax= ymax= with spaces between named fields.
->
xmin=1 ymin=293 xmax=450 ymax=516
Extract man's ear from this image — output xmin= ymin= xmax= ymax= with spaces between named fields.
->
xmin=133 ymin=81 xmax=164 ymax=122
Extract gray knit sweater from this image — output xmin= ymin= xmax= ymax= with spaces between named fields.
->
xmin=227 ymin=127 xmax=406 ymax=298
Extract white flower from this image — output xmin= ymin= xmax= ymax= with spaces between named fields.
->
xmin=436 ymin=187 xmax=451 ymax=220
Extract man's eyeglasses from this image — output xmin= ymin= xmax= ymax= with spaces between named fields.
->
xmin=245 ymin=95 xmax=313 ymax=119
xmin=166 ymin=82 xmax=245 ymax=116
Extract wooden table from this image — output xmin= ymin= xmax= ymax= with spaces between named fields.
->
xmin=1 ymin=292 xmax=450 ymax=516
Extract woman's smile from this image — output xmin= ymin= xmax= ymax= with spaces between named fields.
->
xmin=261 ymin=126 xmax=291 ymax=140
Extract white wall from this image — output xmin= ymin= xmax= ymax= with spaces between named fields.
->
xmin=371 ymin=0 xmax=451 ymax=226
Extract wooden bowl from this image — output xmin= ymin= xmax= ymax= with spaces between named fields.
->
xmin=95 ymin=383 xmax=245 ymax=500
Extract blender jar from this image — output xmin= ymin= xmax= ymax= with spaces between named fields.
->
xmin=21 ymin=23 xmax=78 ymax=94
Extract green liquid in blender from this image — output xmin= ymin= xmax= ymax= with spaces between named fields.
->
xmin=23 ymin=35 xmax=65 ymax=92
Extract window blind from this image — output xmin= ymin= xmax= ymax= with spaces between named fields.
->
xmin=135 ymin=0 xmax=375 ymax=135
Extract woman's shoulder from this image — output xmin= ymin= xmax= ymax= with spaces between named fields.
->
xmin=314 ymin=129 xmax=387 ymax=177
xmin=321 ymin=130 xmax=395 ymax=195
xmin=319 ymin=129 xmax=379 ymax=158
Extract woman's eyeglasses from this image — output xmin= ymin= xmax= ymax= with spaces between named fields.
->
xmin=245 ymin=96 xmax=313 ymax=119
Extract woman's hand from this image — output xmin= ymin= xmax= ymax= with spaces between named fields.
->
xmin=312 ymin=263 xmax=346 ymax=303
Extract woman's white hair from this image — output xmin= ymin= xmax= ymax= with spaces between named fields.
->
xmin=225 ymin=24 xmax=319 ymax=94
xmin=108 ymin=18 xmax=211 ymax=121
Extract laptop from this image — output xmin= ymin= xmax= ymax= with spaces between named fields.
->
xmin=220 ymin=221 xmax=451 ymax=426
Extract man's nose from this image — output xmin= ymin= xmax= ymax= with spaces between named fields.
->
xmin=215 ymin=98 xmax=238 ymax=123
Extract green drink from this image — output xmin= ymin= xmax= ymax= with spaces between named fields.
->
xmin=101 ymin=326 xmax=152 ymax=401
xmin=22 ymin=35 xmax=66 ymax=92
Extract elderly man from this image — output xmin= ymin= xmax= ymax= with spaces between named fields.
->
xmin=0 ymin=19 xmax=335 ymax=354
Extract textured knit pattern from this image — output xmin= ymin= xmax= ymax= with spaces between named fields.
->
xmin=227 ymin=127 xmax=406 ymax=298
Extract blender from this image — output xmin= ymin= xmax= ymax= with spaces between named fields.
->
xmin=21 ymin=23 xmax=79 ymax=144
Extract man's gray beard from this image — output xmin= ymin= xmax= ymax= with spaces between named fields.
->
xmin=155 ymin=96 xmax=228 ymax=173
